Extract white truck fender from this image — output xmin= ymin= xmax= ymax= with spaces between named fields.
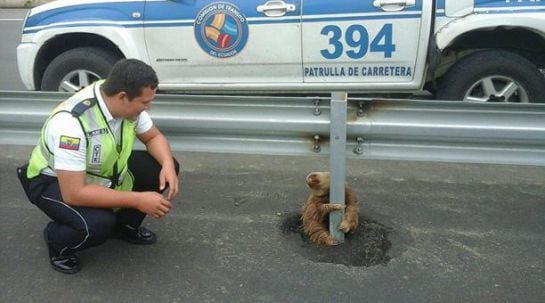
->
xmin=435 ymin=12 xmax=545 ymax=51
xmin=29 ymin=27 xmax=148 ymax=62
xmin=21 ymin=0 xmax=150 ymax=63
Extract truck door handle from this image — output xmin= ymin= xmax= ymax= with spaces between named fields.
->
xmin=257 ymin=0 xmax=296 ymax=17
xmin=373 ymin=0 xmax=416 ymax=12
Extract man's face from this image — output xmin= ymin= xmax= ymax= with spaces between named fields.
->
xmin=122 ymin=86 xmax=156 ymax=120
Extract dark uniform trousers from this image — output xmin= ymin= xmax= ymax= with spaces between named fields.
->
xmin=18 ymin=151 xmax=180 ymax=256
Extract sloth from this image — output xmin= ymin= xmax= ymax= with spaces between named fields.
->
xmin=302 ymin=172 xmax=359 ymax=246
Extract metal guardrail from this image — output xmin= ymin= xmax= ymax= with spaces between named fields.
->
xmin=1 ymin=90 xmax=545 ymax=166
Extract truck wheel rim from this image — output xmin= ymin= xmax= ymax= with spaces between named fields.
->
xmin=463 ymin=75 xmax=529 ymax=103
xmin=58 ymin=70 xmax=101 ymax=92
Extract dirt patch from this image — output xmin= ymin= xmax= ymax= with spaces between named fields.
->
xmin=280 ymin=212 xmax=392 ymax=267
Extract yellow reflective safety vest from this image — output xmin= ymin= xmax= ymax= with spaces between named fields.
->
xmin=27 ymin=82 xmax=136 ymax=191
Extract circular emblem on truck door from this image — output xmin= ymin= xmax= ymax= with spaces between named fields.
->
xmin=194 ymin=2 xmax=249 ymax=58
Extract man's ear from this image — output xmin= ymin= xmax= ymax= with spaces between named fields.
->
xmin=117 ymin=91 xmax=129 ymax=103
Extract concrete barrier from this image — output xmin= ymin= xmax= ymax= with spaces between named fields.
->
xmin=0 ymin=0 xmax=50 ymax=8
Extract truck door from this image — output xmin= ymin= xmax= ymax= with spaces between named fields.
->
xmin=143 ymin=0 xmax=302 ymax=89
xmin=302 ymin=0 xmax=427 ymax=86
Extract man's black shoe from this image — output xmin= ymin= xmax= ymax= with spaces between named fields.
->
xmin=115 ymin=225 xmax=157 ymax=245
xmin=50 ymin=255 xmax=81 ymax=274
xmin=43 ymin=226 xmax=81 ymax=274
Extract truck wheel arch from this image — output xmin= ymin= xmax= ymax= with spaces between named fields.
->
xmin=436 ymin=50 xmax=545 ymax=103
xmin=430 ymin=18 xmax=545 ymax=102
xmin=40 ymin=47 xmax=121 ymax=91
xmin=434 ymin=14 xmax=545 ymax=73
xmin=34 ymin=33 xmax=124 ymax=90
xmin=435 ymin=14 xmax=545 ymax=51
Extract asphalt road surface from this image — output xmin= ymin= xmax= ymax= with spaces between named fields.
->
xmin=1 ymin=145 xmax=545 ymax=302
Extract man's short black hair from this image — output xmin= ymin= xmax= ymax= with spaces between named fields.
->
xmin=102 ymin=59 xmax=159 ymax=100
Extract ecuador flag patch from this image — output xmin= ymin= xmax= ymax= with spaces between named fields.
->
xmin=59 ymin=135 xmax=80 ymax=150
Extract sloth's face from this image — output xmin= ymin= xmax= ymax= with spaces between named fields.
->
xmin=306 ymin=172 xmax=330 ymax=191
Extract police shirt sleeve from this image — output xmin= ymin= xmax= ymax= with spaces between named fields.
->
xmin=46 ymin=112 xmax=87 ymax=172
xmin=135 ymin=110 xmax=153 ymax=134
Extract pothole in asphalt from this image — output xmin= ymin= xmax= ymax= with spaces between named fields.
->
xmin=280 ymin=212 xmax=392 ymax=267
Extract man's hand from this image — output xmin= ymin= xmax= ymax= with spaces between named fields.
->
xmin=137 ymin=126 xmax=180 ymax=201
xmin=159 ymin=162 xmax=179 ymax=201
xmin=135 ymin=192 xmax=172 ymax=218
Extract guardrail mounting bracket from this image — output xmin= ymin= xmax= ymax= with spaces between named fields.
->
xmin=313 ymin=99 xmax=322 ymax=116
xmin=353 ymin=137 xmax=364 ymax=155
xmin=313 ymin=135 xmax=321 ymax=153
xmin=357 ymin=101 xmax=365 ymax=117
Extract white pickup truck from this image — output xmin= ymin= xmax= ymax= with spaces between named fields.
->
xmin=16 ymin=0 xmax=545 ymax=102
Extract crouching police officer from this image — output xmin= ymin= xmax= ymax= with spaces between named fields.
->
xmin=17 ymin=59 xmax=180 ymax=274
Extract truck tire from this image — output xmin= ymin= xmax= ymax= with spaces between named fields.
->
xmin=437 ymin=50 xmax=545 ymax=103
xmin=41 ymin=47 xmax=121 ymax=92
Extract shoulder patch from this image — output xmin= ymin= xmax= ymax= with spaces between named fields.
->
xmin=59 ymin=135 xmax=81 ymax=150
xmin=71 ymin=98 xmax=96 ymax=117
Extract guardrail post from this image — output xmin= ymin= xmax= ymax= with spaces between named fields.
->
xmin=329 ymin=92 xmax=348 ymax=243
